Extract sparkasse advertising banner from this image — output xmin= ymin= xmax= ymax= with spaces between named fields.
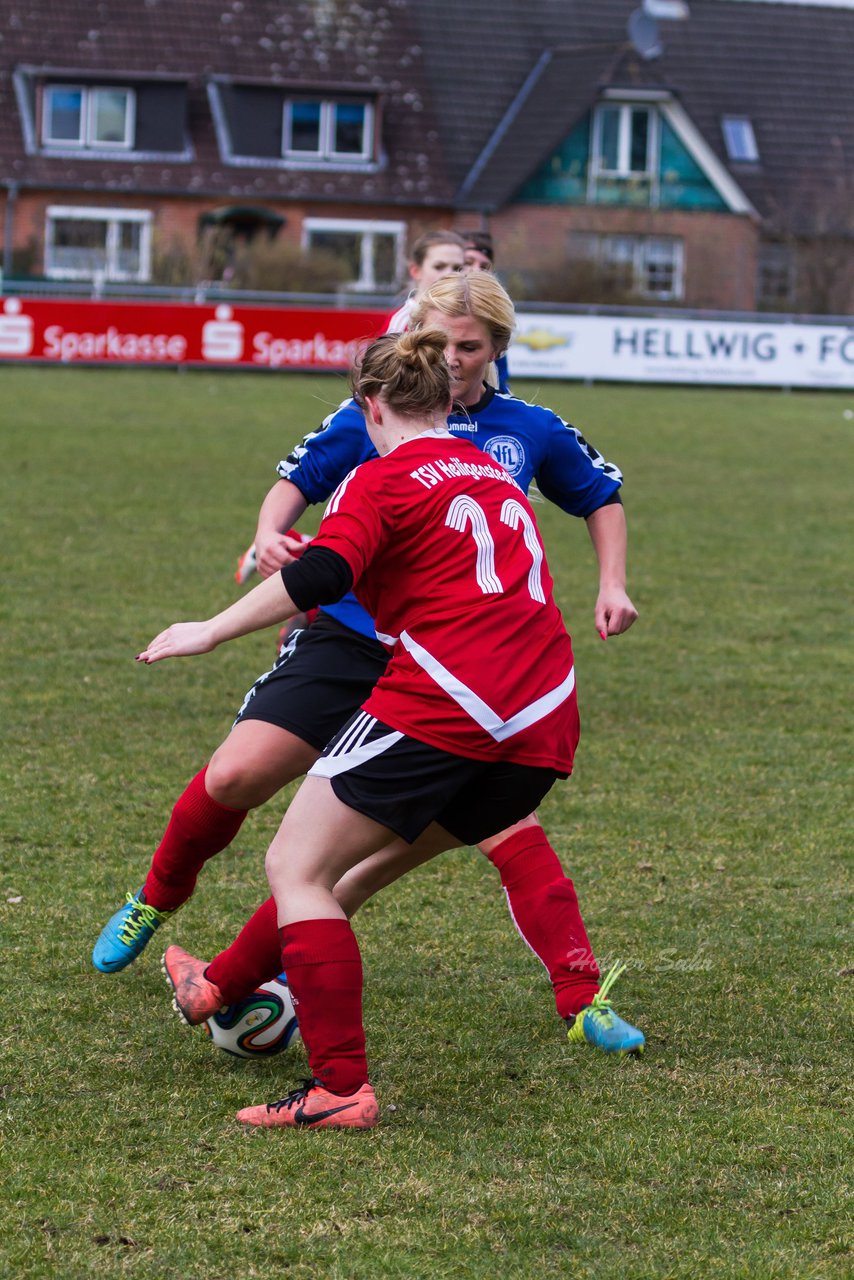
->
xmin=0 ymin=297 xmax=388 ymax=370
xmin=2 ymin=295 xmax=853 ymax=387
xmin=510 ymin=312 xmax=854 ymax=388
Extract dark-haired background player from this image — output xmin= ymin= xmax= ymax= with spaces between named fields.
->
xmin=385 ymin=229 xmax=466 ymax=333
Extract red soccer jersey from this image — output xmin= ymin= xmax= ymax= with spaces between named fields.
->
xmin=311 ymin=429 xmax=580 ymax=772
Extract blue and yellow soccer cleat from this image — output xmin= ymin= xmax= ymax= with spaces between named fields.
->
xmin=92 ymin=888 xmax=176 ymax=973
xmin=566 ymin=962 xmax=645 ymax=1056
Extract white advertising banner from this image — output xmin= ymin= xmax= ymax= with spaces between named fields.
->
xmin=509 ymin=313 xmax=854 ymax=388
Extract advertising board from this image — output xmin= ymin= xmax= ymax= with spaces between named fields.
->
xmin=0 ymin=297 xmax=388 ymax=370
xmin=510 ymin=312 xmax=854 ymax=388
xmin=2 ymin=295 xmax=852 ymax=387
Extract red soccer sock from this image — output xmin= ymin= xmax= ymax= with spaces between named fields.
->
xmin=206 ymin=896 xmax=281 ymax=1005
xmin=142 ymin=768 xmax=248 ymax=912
xmin=485 ymin=827 xmax=600 ymax=1020
xmin=279 ymin=918 xmax=368 ymax=1095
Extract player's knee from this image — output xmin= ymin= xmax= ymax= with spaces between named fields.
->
xmin=264 ymin=840 xmax=296 ymax=896
xmin=477 ymin=811 xmax=541 ymax=856
xmin=335 ymin=863 xmax=383 ymax=915
xmin=205 ymin=750 xmax=271 ymax=809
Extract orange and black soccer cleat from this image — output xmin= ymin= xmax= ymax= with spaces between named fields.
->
xmin=237 ymin=1078 xmax=379 ymax=1131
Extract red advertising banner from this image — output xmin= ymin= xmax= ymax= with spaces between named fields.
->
xmin=0 ymin=297 xmax=391 ymax=370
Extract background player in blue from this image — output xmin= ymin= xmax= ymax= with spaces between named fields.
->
xmin=94 ymin=272 xmax=643 ymax=1056
xmin=234 ymin=228 xmax=468 ymax=586
xmin=258 ymin=272 xmax=632 ymax=641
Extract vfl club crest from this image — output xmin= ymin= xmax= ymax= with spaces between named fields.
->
xmin=484 ymin=435 xmax=525 ymax=477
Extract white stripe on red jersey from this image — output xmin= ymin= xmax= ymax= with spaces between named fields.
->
xmin=309 ymin=432 xmax=580 ymax=772
xmin=398 ymin=630 xmax=575 ymax=744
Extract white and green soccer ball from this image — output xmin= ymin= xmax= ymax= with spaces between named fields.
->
xmin=204 ymin=975 xmax=301 ymax=1058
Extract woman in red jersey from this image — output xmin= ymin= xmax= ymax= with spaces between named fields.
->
xmin=138 ymin=329 xmax=582 ymax=1131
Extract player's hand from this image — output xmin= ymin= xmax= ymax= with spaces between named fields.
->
xmin=255 ymin=530 xmax=311 ymax=578
xmin=136 ymin=621 xmax=218 ymax=664
xmin=594 ymin=588 xmax=638 ymax=639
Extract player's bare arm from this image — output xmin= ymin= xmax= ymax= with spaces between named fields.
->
xmin=254 ymin=478 xmax=309 ymax=577
xmin=138 ymin=572 xmax=298 ymax=664
xmin=585 ymin=501 xmax=638 ymax=639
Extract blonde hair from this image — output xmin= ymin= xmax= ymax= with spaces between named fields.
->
xmin=409 ymin=272 xmax=515 ymax=357
xmin=351 ymin=328 xmax=451 ymax=418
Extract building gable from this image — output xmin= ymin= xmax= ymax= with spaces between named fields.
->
xmin=415 ymin=0 xmax=854 ymax=236
xmin=514 ymin=101 xmax=733 ymax=212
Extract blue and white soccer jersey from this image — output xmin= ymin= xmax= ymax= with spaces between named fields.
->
xmin=445 ymin=387 xmax=622 ymax=518
xmin=276 ymin=385 xmax=623 ymax=636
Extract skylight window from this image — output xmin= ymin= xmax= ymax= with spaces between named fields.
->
xmin=721 ymin=116 xmax=759 ymax=163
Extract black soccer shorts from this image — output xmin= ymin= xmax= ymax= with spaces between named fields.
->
xmin=309 ymin=711 xmax=561 ymax=846
xmin=233 ymin=613 xmax=390 ymax=752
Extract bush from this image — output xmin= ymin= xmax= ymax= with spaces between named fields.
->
xmin=504 ymin=258 xmax=647 ymax=307
xmin=151 ymin=229 xmax=352 ymax=294
xmin=227 ymin=236 xmax=351 ymax=293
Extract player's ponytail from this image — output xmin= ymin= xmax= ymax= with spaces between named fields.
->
xmin=351 ymin=328 xmax=451 ymax=418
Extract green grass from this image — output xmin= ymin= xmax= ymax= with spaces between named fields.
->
xmin=1 ymin=367 xmax=852 ymax=1279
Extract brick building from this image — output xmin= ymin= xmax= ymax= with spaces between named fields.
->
xmin=1 ymin=0 xmax=852 ymax=312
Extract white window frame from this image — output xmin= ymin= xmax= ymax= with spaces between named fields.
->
xmin=283 ymin=99 xmax=374 ymax=163
xmin=757 ymin=243 xmax=795 ymax=307
xmin=599 ymin=234 xmax=638 ymax=292
xmin=590 ymin=103 xmax=658 ymax=179
xmin=302 ymin=218 xmax=405 ymax=291
xmin=88 ymin=87 xmax=135 ymax=149
xmin=42 ymin=84 xmax=85 ymax=146
xmin=638 ymin=236 xmax=684 ymax=300
xmin=576 ymin=232 xmax=683 ymax=301
xmin=45 ymin=206 xmax=153 ymax=281
xmin=42 ymin=84 xmax=135 ymax=150
xmin=721 ymin=116 xmax=759 ymax=163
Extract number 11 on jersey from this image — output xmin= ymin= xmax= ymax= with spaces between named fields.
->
xmin=445 ymin=495 xmax=545 ymax=603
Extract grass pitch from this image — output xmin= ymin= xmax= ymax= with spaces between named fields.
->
xmin=1 ymin=367 xmax=852 ymax=1279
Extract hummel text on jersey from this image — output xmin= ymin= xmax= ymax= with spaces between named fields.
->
xmin=409 ymin=456 xmax=520 ymax=491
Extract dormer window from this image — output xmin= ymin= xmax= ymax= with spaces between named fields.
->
xmin=42 ymin=84 xmax=135 ymax=149
xmin=283 ymin=99 xmax=373 ymax=162
xmin=592 ymin=104 xmax=655 ymax=178
xmin=721 ymin=116 xmax=759 ymax=163
xmin=588 ymin=101 xmax=660 ymax=206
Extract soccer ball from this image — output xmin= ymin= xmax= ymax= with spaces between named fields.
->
xmin=203 ymin=975 xmax=301 ymax=1059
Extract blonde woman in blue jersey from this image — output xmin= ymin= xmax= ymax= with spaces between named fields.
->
xmin=93 ymin=273 xmax=644 ymax=1059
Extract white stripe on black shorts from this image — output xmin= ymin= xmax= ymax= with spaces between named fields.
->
xmin=309 ymin=712 xmax=560 ymax=846
xmin=233 ymin=614 xmax=390 ymax=752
